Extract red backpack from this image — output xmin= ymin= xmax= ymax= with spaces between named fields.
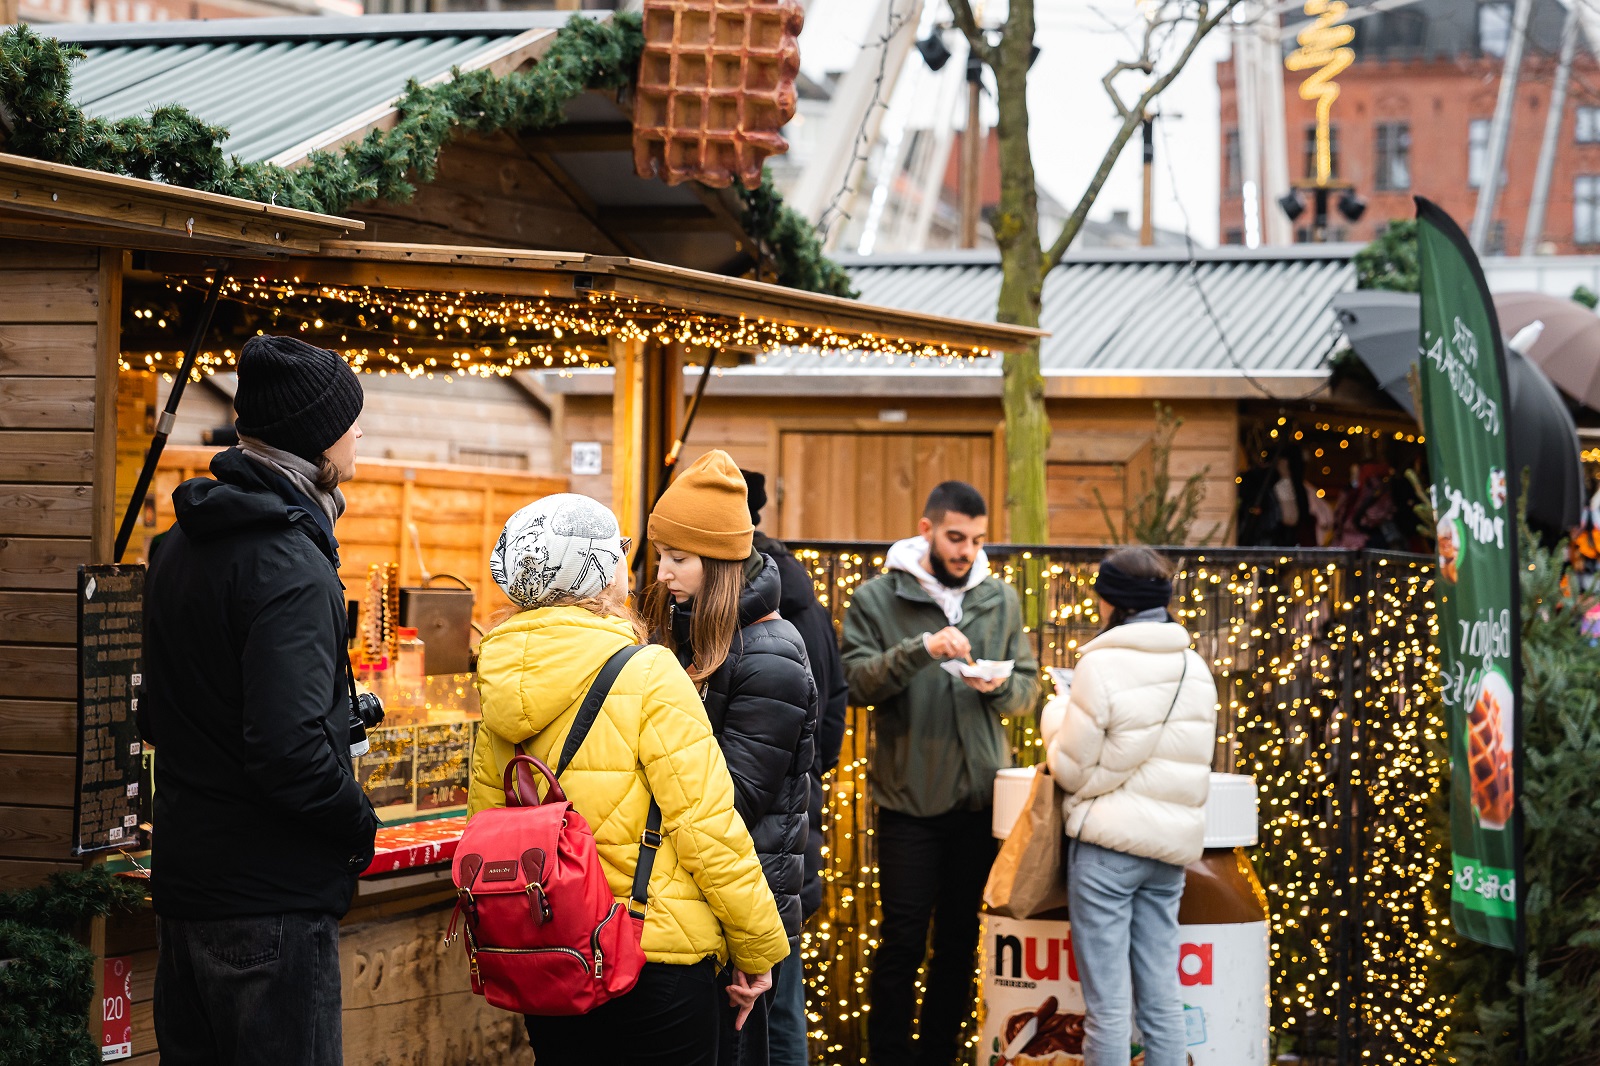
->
xmin=448 ymin=645 xmax=661 ymax=1015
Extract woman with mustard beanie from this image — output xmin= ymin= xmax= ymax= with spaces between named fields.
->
xmin=644 ymin=451 xmax=818 ymax=1066
xmin=470 ymin=493 xmax=791 ymax=1065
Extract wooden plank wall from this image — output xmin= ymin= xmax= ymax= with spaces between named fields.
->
xmin=0 ymin=238 xmax=106 ymax=890
xmin=777 ymin=430 xmax=995 ymax=541
xmin=352 ymin=133 xmax=624 ymax=253
xmin=141 ymin=445 xmax=567 ymax=628
xmin=557 ymin=392 xmax=1240 ymax=547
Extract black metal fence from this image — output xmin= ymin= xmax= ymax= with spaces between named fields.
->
xmin=790 ymin=543 xmax=1445 ymax=1065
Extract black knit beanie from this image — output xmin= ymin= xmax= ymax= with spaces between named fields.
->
xmin=234 ymin=335 xmax=364 ymax=462
xmin=742 ymin=469 xmax=768 ymax=525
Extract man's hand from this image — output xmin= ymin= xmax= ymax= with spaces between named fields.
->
xmin=923 ymin=627 xmax=972 ymax=662
xmin=728 ymin=969 xmax=772 ymax=1030
xmin=962 ymin=675 xmax=1005 ymax=694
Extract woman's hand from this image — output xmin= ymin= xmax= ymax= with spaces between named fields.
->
xmin=727 ymin=968 xmax=772 ymax=1030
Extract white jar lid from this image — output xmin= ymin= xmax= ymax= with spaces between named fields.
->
xmin=991 ymin=767 xmax=1039 ymax=840
xmin=1203 ymin=773 xmax=1259 ymax=848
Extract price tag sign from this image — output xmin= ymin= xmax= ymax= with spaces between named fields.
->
xmin=102 ymin=956 xmax=132 ymax=1060
xmin=570 ymin=441 xmax=603 ymax=476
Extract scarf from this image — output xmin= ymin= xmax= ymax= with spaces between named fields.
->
xmin=885 ymin=535 xmax=990 ymax=625
xmin=237 ymin=435 xmax=346 ymax=530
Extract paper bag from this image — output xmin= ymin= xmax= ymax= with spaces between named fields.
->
xmin=982 ymin=765 xmax=1069 ymax=918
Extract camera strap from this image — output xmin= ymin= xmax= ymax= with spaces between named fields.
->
xmin=343 ymin=645 xmax=360 ymax=720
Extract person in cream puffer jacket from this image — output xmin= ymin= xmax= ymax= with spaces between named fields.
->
xmin=469 ymin=493 xmax=788 ymax=1066
xmin=1045 ymin=547 xmax=1217 ymax=1066
xmin=1046 ymin=619 xmax=1217 ymax=867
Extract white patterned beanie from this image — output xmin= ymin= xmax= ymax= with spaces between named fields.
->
xmin=490 ymin=493 xmax=625 ymax=609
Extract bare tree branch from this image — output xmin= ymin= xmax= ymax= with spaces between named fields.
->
xmin=1043 ymin=0 xmax=1235 ymax=275
xmin=945 ymin=0 xmax=997 ymax=66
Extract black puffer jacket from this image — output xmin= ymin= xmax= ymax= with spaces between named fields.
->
xmin=670 ymin=554 xmax=817 ymax=937
xmin=140 ymin=449 xmax=379 ymax=919
xmin=754 ymin=532 xmax=848 ymax=918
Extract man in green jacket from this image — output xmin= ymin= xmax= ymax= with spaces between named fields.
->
xmin=842 ymin=482 xmax=1039 ymax=1066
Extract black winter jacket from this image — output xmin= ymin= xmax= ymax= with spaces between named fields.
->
xmin=670 ymin=554 xmax=817 ymax=937
xmin=140 ymin=449 xmax=379 ymax=919
xmin=753 ymin=532 xmax=847 ymax=918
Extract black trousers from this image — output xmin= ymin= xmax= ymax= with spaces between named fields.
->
xmin=525 ymin=958 xmax=721 ymax=1066
xmin=718 ymin=935 xmax=801 ymax=1066
xmin=155 ymin=911 xmax=343 ymax=1066
xmin=868 ymin=807 xmax=997 ymax=1066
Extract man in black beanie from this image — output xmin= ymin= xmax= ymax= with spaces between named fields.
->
xmin=140 ymin=335 xmax=377 ymax=1066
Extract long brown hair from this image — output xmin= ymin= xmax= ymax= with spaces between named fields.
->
xmin=643 ymin=555 xmax=745 ymax=682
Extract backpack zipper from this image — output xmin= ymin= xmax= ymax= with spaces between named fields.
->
xmin=476 ymin=944 xmax=592 ymax=974
xmin=591 ymin=904 xmax=620 ymax=980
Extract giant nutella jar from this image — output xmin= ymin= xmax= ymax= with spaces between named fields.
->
xmin=1171 ymin=773 xmax=1270 ymax=1064
xmin=979 ymin=772 xmax=1269 ymax=1066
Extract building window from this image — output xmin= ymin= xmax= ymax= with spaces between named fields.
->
xmin=1375 ymin=123 xmax=1411 ymax=191
xmin=1478 ymin=2 xmax=1512 ymax=58
xmin=1303 ymin=125 xmax=1340 ymax=181
xmin=1385 ymin=10 xmax=1428 ymax=51
xmin=1224 ymin=128 xmax=1242 ymax=195
xmin=1579 ymin=108 xmax=1600 ymax=144
xmin=1469 ymin=119 xmax=1491 ymax=188
xmin=1224 ymin=228 xmax=1245 ymax=246
xmin=1576 ymin=175 xmax=1600 ymax=244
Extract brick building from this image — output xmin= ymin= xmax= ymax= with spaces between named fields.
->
xmin=1219 ymin=0 xmax=1600 ymax=251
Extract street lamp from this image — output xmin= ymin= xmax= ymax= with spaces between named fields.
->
xmin=915 ymin=31 xmax=952 ymax=72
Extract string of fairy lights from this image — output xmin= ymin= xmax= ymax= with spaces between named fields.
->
xmin=117 ymin=275 xmax=993 ymax=379
xmin=793 ymin=545 xmax=1445 ymax=1064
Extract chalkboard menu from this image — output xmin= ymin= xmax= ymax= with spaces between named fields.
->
xmin=356 ymin=726 xmax=414 ymax=809
xmin=76 ymin=565 xmax=145 ymax=855
xmin=416 ymin=722 xmax=474 ymax=811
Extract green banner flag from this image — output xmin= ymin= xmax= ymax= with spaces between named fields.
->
xmin=1415 ymin=197 xmax=1522 ymax=951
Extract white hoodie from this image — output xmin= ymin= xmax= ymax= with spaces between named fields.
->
xmin=884 ymin=535 xmax=990 ymax=625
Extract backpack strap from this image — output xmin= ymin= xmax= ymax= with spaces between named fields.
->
xmin=545 ymin=644 xmax=661 ymax=919
xmin=630 ymin=801 xmax=663 ymax=921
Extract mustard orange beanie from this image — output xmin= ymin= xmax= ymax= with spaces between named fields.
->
xmin=647 ymin=450 xmax=754 ymax=561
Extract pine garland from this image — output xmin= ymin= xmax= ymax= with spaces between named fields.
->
xmin=0 ymin=17 xmax=852 ymax=297
xmin=737 ymin=170 xmax=856 ymax=297
xmin=0 ymin=866 xmax=145 ymax=1066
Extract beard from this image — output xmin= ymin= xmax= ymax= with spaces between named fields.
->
xmin=928 ymin=548 xmax=972 ymax=589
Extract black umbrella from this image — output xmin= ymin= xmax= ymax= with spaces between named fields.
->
xmin=1332 ymin=290 xmax=1584 ymax=538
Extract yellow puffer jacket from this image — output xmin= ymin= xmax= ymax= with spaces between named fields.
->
xmin=469 ymin=605 xmax=790 ymax=973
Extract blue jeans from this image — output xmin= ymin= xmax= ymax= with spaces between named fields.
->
xmin=155 ymin=911 xmax=343 ymax=1066
xmin=1067 ymin=839 xmax=1187 ymax=1066
xmin=769 ymin=936 xmax=808 ymax=1066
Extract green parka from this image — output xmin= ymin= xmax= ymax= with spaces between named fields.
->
xmin=842 ymin=570 xmax=1039 ymax=817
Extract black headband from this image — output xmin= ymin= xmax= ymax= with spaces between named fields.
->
xmin=1093 ymin=559 xmax=1173 ymax=611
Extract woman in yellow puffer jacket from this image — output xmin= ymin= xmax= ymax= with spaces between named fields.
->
xmin=469 ymin=493 xmax=789 ymax=1066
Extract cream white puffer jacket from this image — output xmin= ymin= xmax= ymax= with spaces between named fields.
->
xmin=1046 ymin=621 xmax=1218 ymax=866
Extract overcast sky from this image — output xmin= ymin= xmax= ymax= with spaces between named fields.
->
xmin=796 ymin=0 xmax=1228 ymax=247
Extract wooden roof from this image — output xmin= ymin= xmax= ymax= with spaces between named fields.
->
xmin=0 ymin=153 xmax=1041 ymax=360
xmin=282 ymin=242 xmax=1046 ymax=355
xmin=0 ymin=153 xmax=364 ymax=256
